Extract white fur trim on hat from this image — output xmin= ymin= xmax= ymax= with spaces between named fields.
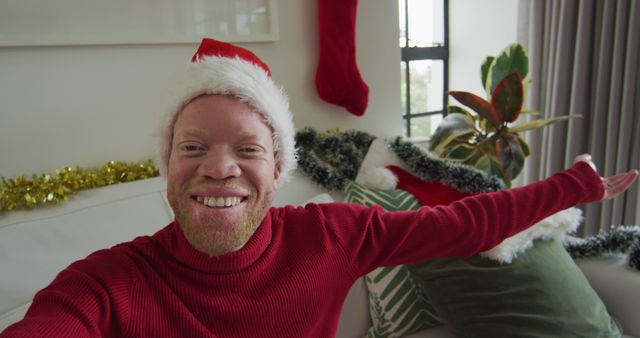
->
xmin=160 ymin=55 xmax=297 ymax=184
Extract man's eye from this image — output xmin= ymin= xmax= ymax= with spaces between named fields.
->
xmin=180 ymin=144 xmax=204 ymax=153
xmin=239 ymin=146 xmax=264 ymax=154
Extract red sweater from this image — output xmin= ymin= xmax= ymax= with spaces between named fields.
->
xmin=1 ymin=162 xmax=603 ymax=337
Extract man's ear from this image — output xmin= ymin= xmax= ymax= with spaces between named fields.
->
xmin=273 ymin=166 xmax=281 ymax=189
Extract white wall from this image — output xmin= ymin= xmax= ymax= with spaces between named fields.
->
xmin=449 ymin=0 xmax=519 ymax=98
xmin=0 ymin=0 xmax=517 ymax=179
xmin=0 ymin=0 xmax=402 ymax=178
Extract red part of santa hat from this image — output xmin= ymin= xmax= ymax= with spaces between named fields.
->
xmin=161 ymin=38 xmax=296 ymax=183
xmin=191 ymin=38 xmax=272 ymax=76
xmin=386 ymin=165 xmax=473 ymax=207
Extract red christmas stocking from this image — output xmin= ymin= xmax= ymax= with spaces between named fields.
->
xmin=315 ymin=0 xmax=369 ymax=116
xmin=386 ymin=165 xmax=474 ymax=207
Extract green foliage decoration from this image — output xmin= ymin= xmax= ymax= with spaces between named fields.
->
xmin=429 ymin=43 xmax=580 ymax=187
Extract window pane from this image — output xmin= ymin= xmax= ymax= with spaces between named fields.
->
xmin=234 ymin=0 xmax=270 ymax=36
xmin=400 ymin=61 xmax=407 ymax=114
xmin=409 ymin=59 xmax=444 ymax=114
xmin=407 ymin=0 xmax=444 ymax=47
xmin=410 ymin=115 xmax=443 ymax=139
xmin=399 ymin=0 xmax=407 ymax=47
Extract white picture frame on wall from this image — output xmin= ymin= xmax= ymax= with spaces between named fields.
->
xmin=0 ymin=0 xmax=279 ymax=47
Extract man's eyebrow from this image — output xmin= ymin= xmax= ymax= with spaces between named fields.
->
xmin=175 ymin=128 xmax=266 ymax=143
xmin=235 ymin=131 xmax=264 ymax=141
xmin=173 ymin=127 xmax=206 ymax=139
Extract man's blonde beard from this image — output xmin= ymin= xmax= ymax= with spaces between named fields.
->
xmin=177 ymin=205 xmax=268 ymax=257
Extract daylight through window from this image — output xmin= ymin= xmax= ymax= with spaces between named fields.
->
xmin=399 ymin=0 xmax=449 ymax=139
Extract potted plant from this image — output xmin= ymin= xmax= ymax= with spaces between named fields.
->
xmin=429 ymin=43 xmax=579 ymax=187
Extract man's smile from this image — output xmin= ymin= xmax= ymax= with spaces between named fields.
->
xmin=191 ymin=195 xmax=247 ymax=208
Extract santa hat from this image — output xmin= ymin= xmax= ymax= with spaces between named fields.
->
xmin=160 ymin=38 xmax=297 ymax=183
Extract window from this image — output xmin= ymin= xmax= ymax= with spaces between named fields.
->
xmin=399 ymin=0 xmax=449 ymax=139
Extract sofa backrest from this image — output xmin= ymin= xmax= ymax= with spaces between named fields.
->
xmin=0 ymin=171 xmax=370 ymax=336
xmin=0 ymin=177 xmax=172 ymax=317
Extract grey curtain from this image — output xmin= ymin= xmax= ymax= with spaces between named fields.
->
xmin=517 ymin=0 xmax=639 ymax=236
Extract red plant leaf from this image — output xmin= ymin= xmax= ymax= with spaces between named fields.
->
xmin=449 ymin=91 xmax=502 ymax=130
xmin=496 ymin=134 xmax=525 ymax=182
xmin=491 ymin=71 xmax=523 ymax=123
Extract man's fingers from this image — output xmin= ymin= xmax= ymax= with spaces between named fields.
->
xmin=606 ymin=171 xmax=636 ymax=185
xmin=603 ymin=170 xmax=639 ymax=200
xmin=572 ymin=154 xmax=637 ymax=201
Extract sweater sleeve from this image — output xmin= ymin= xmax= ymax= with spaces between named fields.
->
xmin=320 ymin=161 xmax=604 ymax=275
xmin=0 ymin=251 xmax=133 ymax=337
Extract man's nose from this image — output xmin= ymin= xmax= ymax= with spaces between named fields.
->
xmin=196 ymin=148 xmax=241 ymax=179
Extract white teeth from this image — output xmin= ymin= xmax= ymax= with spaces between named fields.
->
xmin=197 ymin=196 xmax=241 ymax=208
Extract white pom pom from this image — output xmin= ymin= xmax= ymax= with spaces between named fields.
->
xmin=355 ymin=167 xmax=398 ymax=190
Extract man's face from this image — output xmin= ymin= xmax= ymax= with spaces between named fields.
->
xmin=166 ymin=94 xmax=280 ymax=256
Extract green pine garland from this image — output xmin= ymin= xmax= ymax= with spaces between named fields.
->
xmin=295 ymin=127 xmax=375 ymax=191
xmin=294 ymin=127 xmax=503 ymax=193
xmin=387 ymin=137 xmax=503 ymax=193
xmin=564 ymin=226 xmax=640 ymax=271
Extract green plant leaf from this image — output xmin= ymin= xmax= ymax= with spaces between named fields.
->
xmin=434 ymin=130 xmax=476 ymax=153
xmin=479 ymin=116 xmax=495 ymax=134
xmin=520 ymin=109 xmax=541 ymax=116
xmin=444 ymin=143 xmax=477 ymax=162
xmin=428 ymin=113 xmax=476 ymax=151
xmin=508 ymin=114 xmax=581 ymax=133
xmin=486 ymin=43 xmax=528 ymax=96
xmin=516 ymin=134 xmax=531 ymax=157
xmin=448 ymin=91 xmax=502 ymax=130
xmin=481 ymin=56 xmax=495 ymax=89
xmin=522 ymin=76 xmax=531 ymax=105
xmin=447 ymin=105 xmax=475 ymax=120
xmin=496 ymin=134 xmax=525 ymax=182
xmin=474 ymin=154 xmax=503 ymax=179
xmin=491 ymin=71 xmax=524 ymax=123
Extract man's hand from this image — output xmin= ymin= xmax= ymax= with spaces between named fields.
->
xmin=574 ymin=154 xmax=639 ymax=201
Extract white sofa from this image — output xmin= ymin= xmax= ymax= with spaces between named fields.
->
xmin=1 ymin=171 xmax=639 ymax=337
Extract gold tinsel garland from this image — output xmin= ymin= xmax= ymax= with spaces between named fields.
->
xmin=0 ymin=160 xmax=159 ymax=212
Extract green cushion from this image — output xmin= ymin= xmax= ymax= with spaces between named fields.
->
xmin=344 ymin=181 xmax=443 ymax=337
xmin=408 ymin=238 xmax=623 ymax=337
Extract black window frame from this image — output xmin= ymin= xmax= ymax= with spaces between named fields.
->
xmin=400 ymin=0 xmax=450 ymax=138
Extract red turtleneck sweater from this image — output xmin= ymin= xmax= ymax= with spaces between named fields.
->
xmin=1 ymin=162 xmax=603 ymax=337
